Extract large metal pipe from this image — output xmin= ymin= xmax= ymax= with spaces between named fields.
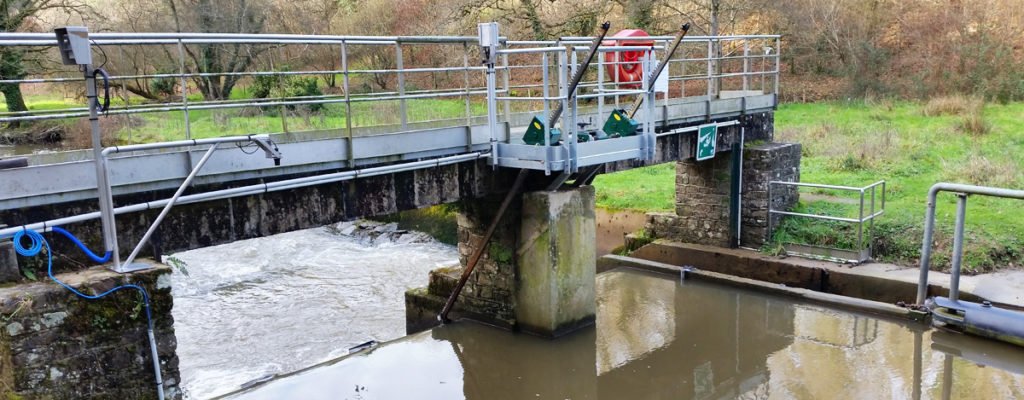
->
xmin=547 ymin=22 xmax=611 ymax=127
xmin=916 ymin=183 xmax=1024 ymax=304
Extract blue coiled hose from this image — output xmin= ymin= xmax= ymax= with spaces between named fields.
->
xmin=12 ymin=228 xmax=163 ymax=398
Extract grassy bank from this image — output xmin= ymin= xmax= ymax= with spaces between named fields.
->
xmin=593 ymin=99 xmax=1024 ymax=272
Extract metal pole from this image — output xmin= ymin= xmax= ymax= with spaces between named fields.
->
xmin=501 ymin=53 xmax=511 ymax=122
xmin=341 ymin=41 xmax=354 ymax=166
xmin=485 ymin=46 xmax=499 ymax=166
xmin=869 ymin=185 xmax=876 ymax=258
xmin=706 ymin=39 xmax=713 ymax=100
xmin=462 ymin=42 xmax=472 ymax=126
xmin=542 ymin=52 xmax=551 ymax=175
xmin=176 ymin=40 xmax=191 ymax=140
xmin=86 ymin=62 xmax=120 ymax=270
xmin=396 ymin=43 xmax=407 ymax=130
xmin=858 ymin=190 xmax=865 ymax=250
xmin=597 ymin=49 xmax=605 ymax=119
xmin=118 ymin=45 xmax=132 ymax=144
xmin=949 ymin=193 xmax=968 ymax=302
xmin=743 ymin=39 xmax=750 ymax=92
xmin=774 ymin=37 xmax=781 ymax=99
xmin=123 ymin=145 xmax=218 ymax=266
xmin=439 ymin=169 xmax=529 ymax=322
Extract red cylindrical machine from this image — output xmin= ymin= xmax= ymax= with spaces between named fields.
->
xmin=602 ymin=29 xmax=654 ymax=89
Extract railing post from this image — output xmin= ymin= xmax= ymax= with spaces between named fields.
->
xmin=501 ymin=53 xmax=511 ymax=123
xmin=558 ymin=48 xmax=569 ymax=173
xmin=341 ymin=41 xmax=354 ymax=166
xmin=396 ymin=42 xmax=407 ymax=130
xmin=774 ymin=37 xmax=781 ymax=100
xmin=858 ymin=190 xmax=865 ymax=250
xmin=743 ymin=39 xmax=750 ymax=92
xmin=176 ymin=39 xmax=191 ymax=140
xmin=542 ymin=52 xmax=551 ymax=175
xmin=950 ymin=193 xmax=968 ymax=301
xmin=462 ymin=42 xmax=472 ymax=126
xmin=117 ymin=45 xmax=132 ymax=144
xmin=569 ymin=48 xmax=578 ymax=173
xmin=707 ymin=39 xmax=714 ymax=99
xmin=597 ymin=47 xmax=605 ymax=119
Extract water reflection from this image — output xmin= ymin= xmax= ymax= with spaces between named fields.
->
xmin=226 ymin=268 xmax=1024 ymax=400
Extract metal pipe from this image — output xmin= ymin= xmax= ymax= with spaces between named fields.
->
xmin=916 ymin=183 xmax=1024 ymax=304
xmin=547 ymin=21 xmax=610 ymax=127
xmin=147 ymin=324 xmax=164 ymax=400
xmin=0 ymin=153 xmax=484 ymax=239
xmin=102 ymin=135 xmax=266 ymax=156
xmin=949 ymin=194 xmax=968 ymax=302
xmin=123 ymin=145 xmax=218 ymax=266
xmin=439 ymin=168 xmax=529 ymax=322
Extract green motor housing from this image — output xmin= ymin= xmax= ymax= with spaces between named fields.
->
xmin=523 ymin=116 xmax=562 ymax=145
xmin=602 ymin=109 xmax=639 ymax=138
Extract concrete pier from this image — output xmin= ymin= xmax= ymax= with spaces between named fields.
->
xmin=406 ymin=186 xmax=597 ymax=337
xmin=515 ymin=187 xmax=596 ymax=337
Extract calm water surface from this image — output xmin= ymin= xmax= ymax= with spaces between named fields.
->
xmin=226 ymin=268 xmax=1024 ymax=400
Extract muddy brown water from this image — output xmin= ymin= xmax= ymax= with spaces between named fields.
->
xmin=225 ymin=268 xmax=1024 ymax=399
xmin=595 ymin=208 xmax=646 ymax=255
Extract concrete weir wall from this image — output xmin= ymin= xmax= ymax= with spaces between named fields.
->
xmin=0 ymin=264 xmax=179 ymax=399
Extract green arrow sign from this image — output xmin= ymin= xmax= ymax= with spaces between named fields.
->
xmin=696 ymin=124 xmax=717 ymax=161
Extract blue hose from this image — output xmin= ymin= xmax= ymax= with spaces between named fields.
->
xmin=12 ymin=228 xmax=155 ymax=353
xmin=50 ymin=226 xmax=111 ymax=264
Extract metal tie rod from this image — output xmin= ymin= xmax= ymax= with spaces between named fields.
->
xmin=627 ymin=23 xmax=691 ymax=119
xmin=547 ymin=21 xmax=611 ymax=127
xmin=439 ymin=168 xmax=529 ymax=323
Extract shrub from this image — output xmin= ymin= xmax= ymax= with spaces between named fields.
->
xmin=250 ymin=74 xmax=277 ymax=99
xmin=922 ymin=95 xmax=982 ymax=117
xmin=149 ymin=71 xmax=177 ymax=98
xmin=957 ymin=106 xmax=990 ymax=136
xmin=283 ymin=77 xmax=324 ymax=112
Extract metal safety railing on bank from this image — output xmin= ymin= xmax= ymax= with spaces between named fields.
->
xmin=768 ymin=180 xmax=886 ymax=263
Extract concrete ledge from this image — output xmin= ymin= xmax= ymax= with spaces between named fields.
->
xmin=628 ymin=241 xmax=1001 ymax=308
xmin=599 ymin=254 xmax=926 ymax=322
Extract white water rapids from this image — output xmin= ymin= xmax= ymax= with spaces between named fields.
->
xmin=167 ymin=222 xmax=458 ymax=399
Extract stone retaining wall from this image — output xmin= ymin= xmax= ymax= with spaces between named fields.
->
xmin=0 ymin=264 xmax=179 ymax=399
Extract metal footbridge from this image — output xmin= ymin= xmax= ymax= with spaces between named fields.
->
xmin=0 ymin=24 xmax=780 ymax=272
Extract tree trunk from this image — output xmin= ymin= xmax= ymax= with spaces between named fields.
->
xmin=0 ymin=49 xmax=29 ymax=128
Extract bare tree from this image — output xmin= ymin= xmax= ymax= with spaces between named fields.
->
xmin=165 ymin=0 xmax=271 ymax=100
xmin=1 ymin=0 xmax=86 ymax=125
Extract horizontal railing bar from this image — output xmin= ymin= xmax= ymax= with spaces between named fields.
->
xmin=768 ymin=210 xmax=861 ymax=223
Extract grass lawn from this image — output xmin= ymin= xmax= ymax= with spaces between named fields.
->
xmin=592 ymin=99 xmax=1024 ymax=272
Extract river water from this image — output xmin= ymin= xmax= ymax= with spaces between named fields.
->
xmin=225 ymin=268 xmax=1024 ymax=400
xmin=169 ymin=224 xmax=459 ymax=399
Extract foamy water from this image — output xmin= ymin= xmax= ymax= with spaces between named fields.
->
xmin=168 ymin=225 xmax=457 ymax=399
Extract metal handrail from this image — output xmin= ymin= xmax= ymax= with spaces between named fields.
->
xmin=915 ymin=183 xmax=1024 ymax=304
xmin=768 ymin=181 xmax=886 ymax=263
